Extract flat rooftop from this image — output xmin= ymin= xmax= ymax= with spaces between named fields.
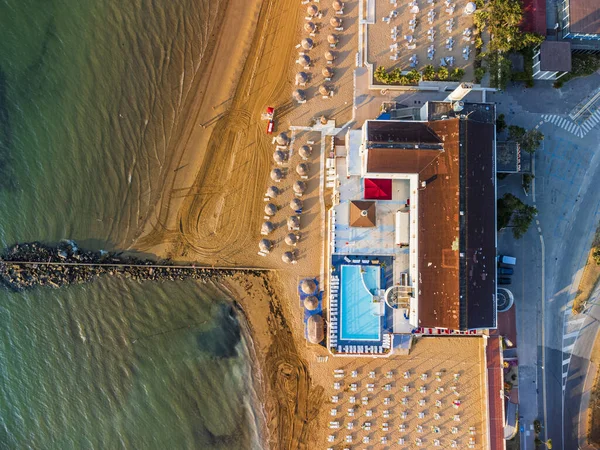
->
xmin=568 ymin=0 xmax=600 ymax=35
xmin=319 ymin=337 xmax=489 ymax=449
xmin=539 ymin=41 xmax=572 ymax=72
xmin=366 ymin=0 xmax=476 ymax=82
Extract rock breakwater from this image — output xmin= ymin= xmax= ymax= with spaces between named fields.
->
xmin=0 ymin=242 xmax=266 ymax=291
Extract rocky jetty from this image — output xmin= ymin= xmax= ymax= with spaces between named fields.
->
xmin=0 ymin=241 xmax=262 ymax=291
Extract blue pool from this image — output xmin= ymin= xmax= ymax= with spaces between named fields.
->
xmin=340 ymin=265 xmax=381 ymax=340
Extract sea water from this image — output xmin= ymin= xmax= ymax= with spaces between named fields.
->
xmin=0 ymin=0 xmax=262 ymax=447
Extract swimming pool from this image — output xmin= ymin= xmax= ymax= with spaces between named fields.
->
xmin=340 ymin=265 xmax=381 ymax=341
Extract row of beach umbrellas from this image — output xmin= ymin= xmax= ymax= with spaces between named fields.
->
xmin=264 ymin=198 xmax=304 ymax=216
xmin=265 ymin=181 xmax=307 ymax=199
xmin=269 ymin=163 xmax=310 ymax=181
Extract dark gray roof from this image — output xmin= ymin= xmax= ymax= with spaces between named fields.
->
xmin=366 ymin=121 xmax=443 ymax=148
xmin=540 ymin=41 xmax=572 ymax=72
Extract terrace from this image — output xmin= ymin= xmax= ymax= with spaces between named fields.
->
xmin=321 ymin=337 xmax=488 ymax=449
xmin=365 ymin=0 xmax=476 ymax=82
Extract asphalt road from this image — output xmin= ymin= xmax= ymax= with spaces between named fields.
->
xmin=492 ymin=75 xmax=600 ymax=450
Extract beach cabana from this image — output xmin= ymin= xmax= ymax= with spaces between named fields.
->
xmin=259 ymin=239 xmax=272 ymax=253
xmin=293 ymin=89 xmax=306 ymax=102
xmin=332 ymin=1 xmax=344 ymax=11
xmin=285 ymin=233 xmax=299 ymax=246
xmin=270 ymin=168 xmax=283 ymax=181
xmin=307 ymin=314 xmax=324 ymax=344
xmin=304 ymin=21 xmax=316 ymax=33
xmin=304 ymin=295 xmax=318 ymax=310
xmin=287 ymin=215 xmax=300 ymax=229
xmin=307 ymin=5 xmax=319 ymax=16
xmin=273 ymin=150 xmax=286 ymax=163
xmin=298 ymin=54 xmax=311 ymax=67
xmin=264 ymin=203 xmax=277 ymax=216
xmin=299 ymin=146 xmax=312 ymax=160
xmin=296 ymin=163 xmax=309 ymax=176
xmin=282 ymin=251 xmax=296 ymax=264
xmin=330 ymin=17 xmax=342 ymax=27
xmin=301 ymin=38 xmax=314 ymax=50
xmin=322 ymin=67 xmax=334 ymax=78
xmin=319 ymin=85 xmax=331 ymax=96
xmin=293 ymin=180 xmax=307 ymax=194
xmin=301 ymin=279 xmax=317 ymax=295
xmin=295 ymin=72 xmax=308 ymax=85
xmin=327 ymin=34 xmax=339 ymax=45
xmin=290 ymin=198 xmax=303 ymax=212
xmin=261 ymin=221 xmax=275 ymax=235
xmin=325 ymin=51 xmax=335 ymax=62
xmin=349 ymin=200 xmax=376 ymax=227
xmin=267 ymin=186 xmax=279 ymax=198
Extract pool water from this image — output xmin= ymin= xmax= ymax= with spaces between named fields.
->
xmin=340 ymin=265 xmax=381 ymax=341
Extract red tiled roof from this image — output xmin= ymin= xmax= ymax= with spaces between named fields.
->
xmin=521 ymin=0 xmax=546 ymax=35
xmin=487 ymin=336 xmax=506 ymax=450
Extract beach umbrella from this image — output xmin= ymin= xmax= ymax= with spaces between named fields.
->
xmin=293 ymin=180 xmax=307 ymax=194
xmin=264 ymin=203 xmax=277 ymax=216
xmin=301 ymin=279 xmax=317 ymax=295
xmin=296 ymin=163 xmax=309 ymax=176
xmin=327 ymin=34 xmax=339 ymax=45
xmin=304 ymin=295 xmax=318 ymax=311
xmin=307 ymin=4 xmax=319 ymax=16
xmin=285 ymin=233 xmax=299 ymax=246
xmin=276 ymin=132 xmax=289 ymax=146
xmin=261 ymin=221 xmax=275 ymax=235
xmin=290 ymin=198 xmax=303 ymax=212
xmin=293 ymin=89 xmax=306 ymax=102
xmin=296 ymin=72 xmax=308 ymax=84
xmin=270 ymin=168 xmax=283 ymax=181
xmin=273 ymin=150 xmax=286 ymax=163
xmin=267 ymin=186 xmax=280 ymax=198
xmin=287 ymin=215 xmax=300 ymax=229
xmin=259 ymin=239 xmax=272 ymax=252
xmin=322 ymin=67 xmax=334 ymax=78
xmin=301 ymin=38 xmax=314 ymax=50
xmin=330 ymin=17 xmax=342 ymax=27
xmin=465 ymin=1 xmax=476 ymax=13
xmin=304 ymin=21 xmax=316 ymax=33
xmin=307 ymin=314 xmax=324 ymax=344
xmin=298 ymin=54 xmax=311 ymax=66
xmin=325 ymin=51 xmax=335 ymax=61
xmin=299 ymin=146 xmax=312 ymax=160
xmin=282 ymin=251 xmax=296 ymax=264
xmin=333 ymin=1 xmax=343 ymax=11
xmin=319 ymin=85 xmax=331 ymax=96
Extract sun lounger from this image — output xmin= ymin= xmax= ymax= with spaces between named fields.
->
xmin=335 ymin=26 xmax=344 ymax=31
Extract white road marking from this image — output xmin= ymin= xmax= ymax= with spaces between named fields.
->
xmin=563 ymin=330 xmax=579 ymax=340
xmin=563 ymin=343 xmax=575 ymax=353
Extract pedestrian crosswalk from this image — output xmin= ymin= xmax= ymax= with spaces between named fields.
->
xmin=560 ymin=306 xmax=588 ymax=390
xmin=542 ymin=109 xmax=600 ymax=138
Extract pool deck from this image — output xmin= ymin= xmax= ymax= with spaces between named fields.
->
xmin=327 ymin=154 xmax=415 ymax=355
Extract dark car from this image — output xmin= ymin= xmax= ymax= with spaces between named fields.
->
xmin=498 ymin=277 xmax=512 ymax=285
xmin=498 ymin=267 xmax=514 ymax=275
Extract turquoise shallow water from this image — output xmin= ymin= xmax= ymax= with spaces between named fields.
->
xmin=0 ymin=0 xmax=263 ymax=448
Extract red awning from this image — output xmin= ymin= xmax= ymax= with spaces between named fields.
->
xmin=364 ymin=178 xmax=392 ymax=200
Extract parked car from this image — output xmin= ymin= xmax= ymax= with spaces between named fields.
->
xmin=498 ymin=267 xmax=514 ymax=275
xmin=498 ymin=277 xmax=512 ymax=285
xmin=497 ymin=255 xmax=517 ymax=265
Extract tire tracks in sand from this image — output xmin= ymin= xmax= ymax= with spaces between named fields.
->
xmin=170 ymin=0 xmax=302 ymax=266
